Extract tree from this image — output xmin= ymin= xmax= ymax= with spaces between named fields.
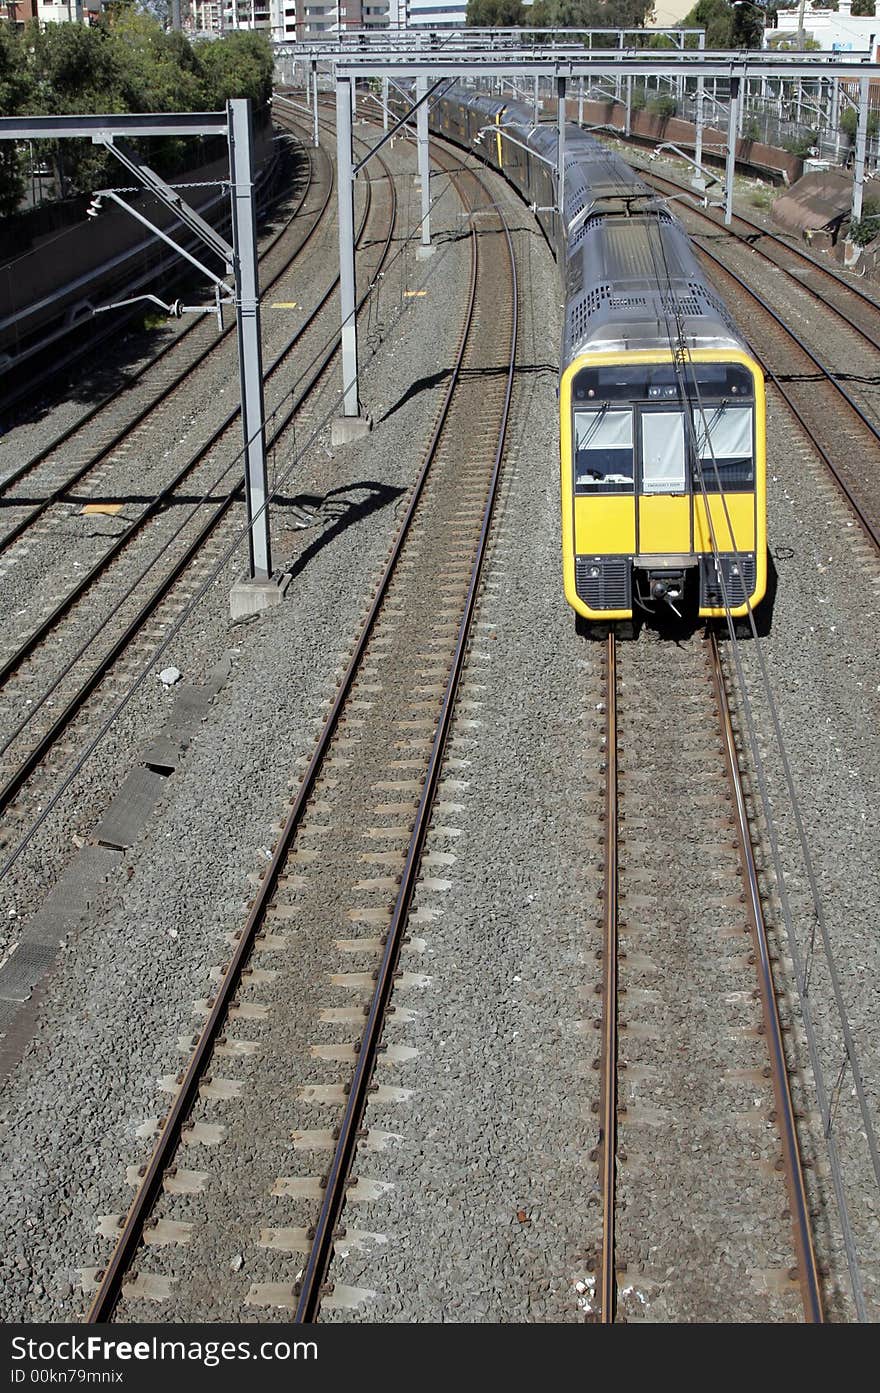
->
xmin=466 ymin=0 xmax=526 ymax=23
xmin=680 ymin=0 xmax=737 ymax=48
xmin=473 ymin=0 xmax=652 ymax=25
xmin=107 ymin=11 xmax=205 ymax=111
xmin=731 ymin=0 xmax=765 ymax=46
xmin=0 ymin=20 xmax=274 ymax=213
xmin=195 ymin=31 xmax=274 ymax=110
xmin=0 ymin=22 xmax=35 ymax=216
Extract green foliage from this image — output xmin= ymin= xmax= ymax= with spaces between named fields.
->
xmin=476 ymin=0 xmax=654 ymax=25
xmin=679 ymin=0 xmax=764 ymax=49
xmin=840 ymin=105 xmax=880 ymax=145
xmin=679 ymin=0 xmax=738 ymax=49
xmin=0 ymin=21 xmax=35 ymax=215
xmin=848 ymin=208 xmax=880 ymax=245
xmin=195 ymin=31 xmax=274 ymax=110
xmin=0 ymin=19 xmax=273 ymax=214
xmin=466 ymin=0 xmax=525 ymax=21
xmin=629 ymin=83 xmax=648 ymax=112
xmin=647 ymin=93 xmax=677 ymax=117
xmin=742 ymin=115 xmax=762 ymax=140
xmin=782 ymin=128 xmax=818 ymax=157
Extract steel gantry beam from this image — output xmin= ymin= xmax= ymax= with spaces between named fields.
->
xmin=316 ymin=47 xmax=877 ymax=234
xmin=0 ymin=102 xmax=275 ymax=603
xmin=327 ymin=53 xmax=876 ymax=81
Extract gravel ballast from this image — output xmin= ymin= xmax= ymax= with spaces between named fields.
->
xmin=1 ymin=127 xmax=878 ymax=1325
xmin=0 ymin=137 xmax=472 ymax=1323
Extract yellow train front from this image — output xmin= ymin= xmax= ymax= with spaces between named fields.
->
xmin=428 ymin=88 xmax=767 ymax=628
xmin=559 ymin=188 xmax=767 ymax=626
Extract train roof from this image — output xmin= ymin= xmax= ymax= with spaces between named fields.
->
xmin=441 ymin=88 xmax=749 ymax=365
xmin=562 ymin=210 xmax=747 ymax=362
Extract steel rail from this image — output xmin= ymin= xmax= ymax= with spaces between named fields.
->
xmin=599 ymin=630 xmax=619 ymax=1324
xmin=0 ymin=157 xmax=396 ymax=828
xmin=709 ymin=630 xmax=824 ymax=1324
xmin=0 ymin=152 xmax=371 ymax=700
xmin=643 ymin=167 xmax=880 ymax=335
xmin=0 ymin=150 xmax=285 ymax=420
xmin=294 ymin=159 xmax=517 ymax=1324
xmin=0 ymin=133 xmax=307 ymax=435
xmin=0 ymin=139 xmax=332 ymax=552
xmin=83 ymin=148 xmax=467 ymax=1324
xmin=692 ymin=245 xmax=880 ymax=554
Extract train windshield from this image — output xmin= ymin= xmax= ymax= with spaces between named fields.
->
xmin=691 ymin=404 xmax=754 ymax=488
xmin=574 ymin=408 xmax=634 ymax=493
xmin=572 ymin=371 xmax=755 ymax=495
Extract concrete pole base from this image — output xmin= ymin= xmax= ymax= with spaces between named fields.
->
xmin=416 ymin=243 xmax=436 ymax=260
xmin=229 ymin=573 xmax=291 ymax=621
xmin=331 ymin=413 xmax=372 ymax=446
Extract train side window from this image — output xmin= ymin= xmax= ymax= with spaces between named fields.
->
xmin=692 ymin=406 xmax=754 ymax=489
xmin=574 ymin=408 xmax=633 ymax=494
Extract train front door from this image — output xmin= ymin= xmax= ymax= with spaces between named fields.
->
xmin=636 ymin=408 xmax=692 ymax=557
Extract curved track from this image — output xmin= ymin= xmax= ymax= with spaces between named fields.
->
xmin=0 ymin=129 xmax=332 ymax=554
xmin=0 ymin=136 xmax=396 ymax=858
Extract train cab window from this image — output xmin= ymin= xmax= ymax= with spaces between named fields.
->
xmin=692 ymin=405 xmax=754 ymax=489
xmin=574 ymin=408 xmax=633 ymax=493
xmin=641 ymin=411 xmax=686 ymax=494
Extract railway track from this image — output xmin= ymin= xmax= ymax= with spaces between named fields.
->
xmin=0 ymin=139 xmax=396 ymax=858
xmin=0 ymin=130 xmax=328 ymax=544
xmin=642 ymin=165 xmax=880 ymax=337
xmin=81 ymin=146 xmax=517 ymax=1324
xmin=593 ymin=628 xmax=823 ymax=1323
xmin=0 ymin=125 xmax=330 ymax=557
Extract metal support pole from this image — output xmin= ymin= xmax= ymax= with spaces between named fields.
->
xmin=228 ymin=98 xmax=271 ymax=580
xmin=534 ymin=74 xmax=539 ymax=123
xmin=833 ymin=76 xmax=841 ymax=164
xmin=695 ymin=78 xmax=704 ymax=181
xmin=557 ymin=77 xmax=566 ymax=220
xmin=312 ymin=62 xmax=319 ymax=150
xmin=336 ymin=77 xmax=359 ymax=418
xmin=382 ymin=74 xmax=389 ymax=132
xmin=578 ymin=75 xmax=584 ymax=127
xmin=417 ymin=73 xmax=432 ymax=253
xmin=625 ymin=75 xmax=632 ymax=138
xmin=171 ymin=0 xmax=181 ymax=29
xmin=725 ymin=77 xmax=740 ymax=227
xmin=852 ymin=74 xmax=870 ymax=223
xmin=616 ymin=32 xmax=623 ymax=103
xmin=351 ymin=76 xmax=357 ymax=122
